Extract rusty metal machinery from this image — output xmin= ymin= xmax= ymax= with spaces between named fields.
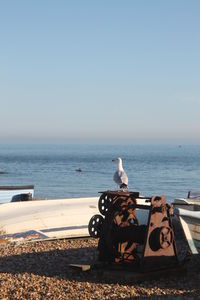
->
xmin=88 ymin=191 xmax=179 ymax=271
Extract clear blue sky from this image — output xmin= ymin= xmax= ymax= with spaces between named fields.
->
xmin=0 ymin=0 xmax=200 ymax=143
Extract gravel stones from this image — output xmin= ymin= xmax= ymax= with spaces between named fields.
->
xmin=0 ymin=238 xmax=199 ymax=299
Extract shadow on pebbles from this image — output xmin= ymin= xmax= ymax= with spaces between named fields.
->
xmin=0 ymin=234 xmax=199 ymax=299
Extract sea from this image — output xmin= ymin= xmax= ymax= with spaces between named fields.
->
xmin=0 ymin=143 xmax=200 ymax=203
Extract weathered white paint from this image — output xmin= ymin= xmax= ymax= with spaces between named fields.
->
xmin=0 ymin=186 xmax=34 ymax=203
xmin=173 ymin=197 xmax=200 ymax=212
xmin=174 ymin=197 xmax=200 ymax=206
xmin=179 ymin=217 xmax=199 ymax=255
xmin=174 ymin=207 xmax=200 ymax=257
xmin=0 ymin=196 xmax=150 ymax=244
xmin=174 ymin=207 xmax=200 ymax=219
xmin=0 ymin=197 xmax=99 ymax=242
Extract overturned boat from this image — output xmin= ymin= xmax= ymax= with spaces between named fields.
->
xmin=0 ymin=185 xmax=34 ymax=203
xmin=0 ymin=196 xmax=99 ymax=244
xmin=0 ymin=191 xmax=149 ymax=245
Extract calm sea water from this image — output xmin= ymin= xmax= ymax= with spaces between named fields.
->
xmin=0 ymin=144 xmax=200 ymax=202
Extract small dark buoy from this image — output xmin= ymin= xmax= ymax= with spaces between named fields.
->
xmin=75 ymin=168 xmax=82 ymax=172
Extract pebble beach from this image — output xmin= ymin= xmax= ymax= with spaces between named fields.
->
xmin=0 ymin=235 xmax=199 ymax=300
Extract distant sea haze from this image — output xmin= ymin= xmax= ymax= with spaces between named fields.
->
xmin=0 ymin=144 xmax=200 ymax=202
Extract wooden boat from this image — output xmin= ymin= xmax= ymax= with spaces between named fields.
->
xmin=0 ymin=197 xmax=99 ymax=244
xmin=173 ymin=207 xmax=200 ymax=262
xmin=0 ymin=185 xmax=34 ymax=203
xmin=0 ymin=194 xmax=149 ymax=245
xmin=173 ymin=190 xmax=200 ymax=210
xmin=173 ymin=191 xmax=200 ymax=261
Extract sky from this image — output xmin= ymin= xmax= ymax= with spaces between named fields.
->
xmin=0 ymin=0 xmax=200 ymax=144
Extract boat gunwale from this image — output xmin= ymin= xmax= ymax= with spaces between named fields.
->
xmin=0 ymin=185 xmax=34 ymax=190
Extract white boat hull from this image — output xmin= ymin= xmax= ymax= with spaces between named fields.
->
xmin=0 ymin=185 xmax=34 ymax=203
xmin=0 ymin=197 xmax=99 ymax=243
xmin=0 ymin=197 xmax=149 ymax=244
xmin=174 ymin=207 xmax=200 ymax=260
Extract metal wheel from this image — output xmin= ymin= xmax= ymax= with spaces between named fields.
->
xmin=88 ymin=214 xmax=104 ymax=238
xmin=98 ymin=193 xmax=113 ymax=215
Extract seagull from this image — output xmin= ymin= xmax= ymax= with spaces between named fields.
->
xmin=112 ymin=157 xmax=128 ymax=189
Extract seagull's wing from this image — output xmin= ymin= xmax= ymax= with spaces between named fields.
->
xmin=113 ymin=171 xmax=128 ymax=186
xmin=113 ymin=171 xmax=122 ymax=185
xmin=120 ymin=170 xmax=128 ymax=185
